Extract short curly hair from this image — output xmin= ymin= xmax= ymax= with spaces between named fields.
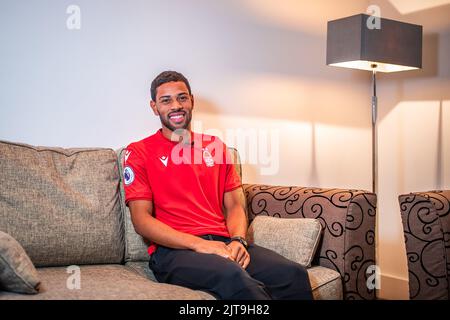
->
xmin=150 ymin=71 xmax=192 ymax=101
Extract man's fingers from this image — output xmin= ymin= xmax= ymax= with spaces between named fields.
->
xmin=226 ymin=244 xmax=238 ymax=261
xmin=242 ymin=255 xmax=251 ymax=269
xmin=219 ymin=252 xmax=234 ymax=261
xmin=240 ymin=254 xmax=249 ymax=268
xmin=236 ymin=248 xmax=246 ymax=265
xmin=224 ymin=245 xmax=236 ymax=261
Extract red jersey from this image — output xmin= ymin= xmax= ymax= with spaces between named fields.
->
xmin=123 ymin=129 xmax=242 ymax=255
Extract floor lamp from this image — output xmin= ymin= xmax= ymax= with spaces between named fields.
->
xmin=326 ymin=14 xmax=422 ymax=194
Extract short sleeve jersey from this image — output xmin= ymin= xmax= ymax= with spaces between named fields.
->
xmin=123 ymin=129 xmax=242 ymax=255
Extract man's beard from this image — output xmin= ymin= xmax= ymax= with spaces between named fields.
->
xmin=159 ymin=110 xmax=192 ymax=132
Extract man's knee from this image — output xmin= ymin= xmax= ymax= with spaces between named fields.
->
xmin=216 ymin=263 xmax=261 ymax=289
xmin=279 ymin=262 xmax=310 ymax=284
xmin=292 ymin=263 xmax=309 ymax=278
xmin=219 ymin=262 xmax=249 ymax=283
xmin=217 ymin=263 xmax=270 ymax=299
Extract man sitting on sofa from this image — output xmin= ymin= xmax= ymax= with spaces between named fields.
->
xmin=123 ymin=70 xmax=312 ymax=300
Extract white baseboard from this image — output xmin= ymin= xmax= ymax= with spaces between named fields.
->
xmin=377 ymin=273 xmax=409 ymax=300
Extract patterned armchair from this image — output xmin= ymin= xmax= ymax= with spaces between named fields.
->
xmin=398 ymin=190 xmax=450 ymax=300
xmin=243 ymin=184 xmax=377 ymax=300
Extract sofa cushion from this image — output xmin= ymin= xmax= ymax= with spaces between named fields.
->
xmin=308 ymin=266 xmax=343 ymax=300
xmin=125 ymin=261 xmax=157 ymax=282
xmin=247 ymin=216 xmax=322 ymax=267
xmin=117 ymin=148 xmax=151 ymax=262
xmin=0 ymin=231 xmax=41 ymax=294
xmin=125 ymin=261 xmax=216 ymax=300
xmin=0 ymin=265 xmax=211 ymax=300
xmin=0 ymin=140 xmax=124 ymax=267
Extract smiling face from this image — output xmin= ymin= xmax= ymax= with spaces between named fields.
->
xmin=150 ymin=81 xmax=194 ymax=134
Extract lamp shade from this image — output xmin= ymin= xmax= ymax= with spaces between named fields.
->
xmin=326 ymin=14 xmax=422 ymax=72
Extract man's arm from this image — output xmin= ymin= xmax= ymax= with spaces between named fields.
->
xmin=223 ymin=187 xmax=250 ymax=268
xmin=223 ymin=187 xmax=248 ymax=238
xmin=128 ymin=200 xmax=233 ymax=260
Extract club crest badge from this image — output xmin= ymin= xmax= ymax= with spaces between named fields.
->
xmin=123 ymin=166 xmax=135 ymax=185
xmin=202 ymin=148 xmax=215 ymax=167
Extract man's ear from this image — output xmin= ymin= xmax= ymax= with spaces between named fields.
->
xmin=191 ymin=94 xmax=194 ymax=110
xmin=150 ymin=100 xmax=159 ymax=116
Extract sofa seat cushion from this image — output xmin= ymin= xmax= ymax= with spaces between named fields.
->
xmin=125 ymin=261 xmax=216 ymax=300
xmin=125 ymin=261 xmax=157 ymax=281
xmin=124 ymin=262 xmax=341 ymax=300
xmin=0 ymin=265 xmax=211 ymax=300
xmin=308 ymin=266 xmax=342 ymax=300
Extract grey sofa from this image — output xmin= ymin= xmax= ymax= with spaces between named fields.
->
xmin=399 ymin=190 xmax=450 ymax=300
xmin=0 ymin=139 xmax=377 ymax=299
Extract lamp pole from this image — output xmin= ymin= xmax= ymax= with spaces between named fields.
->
xmin=371 ymin=64 xmax=378 ymax=194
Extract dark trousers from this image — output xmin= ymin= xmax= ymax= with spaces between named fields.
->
xmin=149 ymin=234 xmax=313 ymax=300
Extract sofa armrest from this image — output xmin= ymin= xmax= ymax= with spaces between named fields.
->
xmin=243 ymin=184 xmax=377 ymax=300
xmin=398 ymin=190 xmax=450 ymax=300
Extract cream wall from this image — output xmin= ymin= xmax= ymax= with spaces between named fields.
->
xmin=0 ymin=0 xmax=371 ymax=189
xmin=373 ymin=0 xmax=450 ymax=299
xmin=1 ymin=0 xmax=449 ymax=299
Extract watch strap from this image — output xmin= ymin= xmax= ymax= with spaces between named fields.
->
xmin=230 ymin=236 xmax=248 ymax=248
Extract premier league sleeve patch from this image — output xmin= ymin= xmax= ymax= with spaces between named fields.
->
xmin=123 ymin=166 xmax=135 ymax=186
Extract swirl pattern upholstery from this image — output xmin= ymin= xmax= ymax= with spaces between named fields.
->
xmin=243 ymin=184 xmax=377 ymax=300
xmin=398 ymin=190 xmax=450 ymax=300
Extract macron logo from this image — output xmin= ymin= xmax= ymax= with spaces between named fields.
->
xmin=124 ymin=150 xmax=132 ymax=162
xmin=159 ymin=156 xmax=168 ymax=167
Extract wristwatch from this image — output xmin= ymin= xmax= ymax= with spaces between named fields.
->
xmin=229 ymin=236 xmax=248 ymax=249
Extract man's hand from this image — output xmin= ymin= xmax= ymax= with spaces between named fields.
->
xmin=223 ymin=187 xmax=249 ymax=268
xmin=227 ymin=241 xmax=250 ymax=269
xmin=192 ymin=238 xmax=235 ymax=261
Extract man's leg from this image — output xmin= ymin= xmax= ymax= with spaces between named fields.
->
xmin=149 ymin=245 xmax=272 ymax=300
xmin=245 ymin=244 xmax=313 ymax=300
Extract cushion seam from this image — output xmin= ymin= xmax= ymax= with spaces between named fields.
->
xmin=117 ymin=148 xmax=131 ymax=263
xmin=0 ymin=140 xmax=113 ymax=156
xmin=307 ymin=221 xmax=323 ymax=267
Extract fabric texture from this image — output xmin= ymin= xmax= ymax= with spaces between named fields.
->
xmin=0 ymin=265 xmax=210 ymax=300
xmin=243 ymin=184 xmax=377 ymax=300
xmin=399 ymin=190 xmax=450 ymax=300
xmin=308 ymin=266 xmax=342 ymax=300
xmin=0 ymin=231 xmax=41 ymax=294
xmin=125 ymin=261 xmax=216 ymax=300
xmin=125 ymin=261 xmax=158 ymax=282
xmin=117 ymin=146 xmax=243 ymax=263
xmin=247 ymin=216 xmax=322 ymax=268
xmin=0 ymin=140 xmax=124 ymax=267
